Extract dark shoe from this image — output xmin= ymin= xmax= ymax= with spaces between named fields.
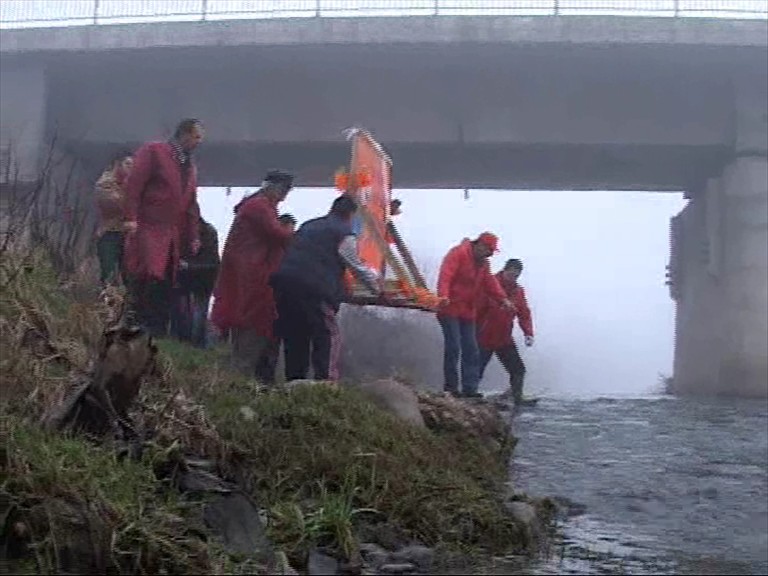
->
xmin=461 ymin=391 xmax=484 ymax=399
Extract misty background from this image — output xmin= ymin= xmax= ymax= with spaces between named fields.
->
xmin=199 ymin=186 xmax=686 ymax=399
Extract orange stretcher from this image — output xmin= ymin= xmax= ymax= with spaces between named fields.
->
xmin=335 ymin=127 xmax=443 ymax=312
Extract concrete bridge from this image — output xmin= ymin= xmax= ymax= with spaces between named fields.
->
xmin=0 ymin=12 xmax=766 ymax=397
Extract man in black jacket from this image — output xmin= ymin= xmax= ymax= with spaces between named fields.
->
xmin=270 ymin=195 xmax=381 ymax=381
xmin=171 ymin=215 xmax=220 ymax=348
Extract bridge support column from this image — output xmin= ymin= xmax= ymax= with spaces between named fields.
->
xmin=719 ymin=156 xmax=768 ymax=397
xmin=671 ymin=69 xmax=768 ymax=398
xmin=670 ymin=182 xmax=724 ymax=395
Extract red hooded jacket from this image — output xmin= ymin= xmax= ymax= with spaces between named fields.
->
xmin=437 ymin=239 xmax=507 ymax=321
xmin=210 ymin=193 xmax=292 ymax=337
xmin=477 ymin=272 xmax=534 ymax=350
xmin=123 ymin=142 xmax=200 ymax=282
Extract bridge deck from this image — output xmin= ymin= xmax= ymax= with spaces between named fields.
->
xmin=1 ymin=14 xmax=766 ymax=56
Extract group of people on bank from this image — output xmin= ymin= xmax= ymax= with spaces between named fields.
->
xmin=93 ymin=118 xmax=535 ymax=403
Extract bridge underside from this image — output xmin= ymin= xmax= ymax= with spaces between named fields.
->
xmin=5 ymin=39 xmax=754 ymax=192
xmin=69 ymin=141 xmax=726 ymax=191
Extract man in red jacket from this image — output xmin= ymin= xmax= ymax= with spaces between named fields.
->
xmin=123 ymin=118 xmax=204 ymax=336
xmin=477 ymin=258 xmax=535 ymax=405
xmin=437 ymin=232 xmax=512 ymax=398
xmin=211 ymin=170 xmax=294 ymax=377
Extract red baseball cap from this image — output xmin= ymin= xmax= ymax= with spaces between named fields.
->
xmin=477 ymin=232 xmax=499 ymax=253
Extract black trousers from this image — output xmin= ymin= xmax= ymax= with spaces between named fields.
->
xmin=479 ymin=341 xmax=526 ymax=402
xmin=96 ymin=231 xmax=125 ymax=285
xmin=127 ymin=256 xmax=173 ymax=338
xmin=254 ymin=337 xmax=280 ymax=385
xmin=273 ymin=284 xmax=340 ymax=382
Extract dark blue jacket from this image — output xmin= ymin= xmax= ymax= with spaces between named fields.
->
xmin=270 ymin=213 xmax=352 ymax=309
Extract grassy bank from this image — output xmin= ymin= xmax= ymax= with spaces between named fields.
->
xmin=1 ymin=253 xmax=527 ymax=573
xmin=151 ymin=341 xmax=522 ymax=561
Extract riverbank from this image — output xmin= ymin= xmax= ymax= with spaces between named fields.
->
xmin=0 ymin=252 xmax=553 ymax=574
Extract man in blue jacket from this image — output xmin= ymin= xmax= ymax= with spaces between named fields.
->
xmin=270 ymin=195 xmax=381 ymax=381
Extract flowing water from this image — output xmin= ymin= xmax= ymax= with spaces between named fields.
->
xmin=486 ymin=393 xmax=768 ymax=575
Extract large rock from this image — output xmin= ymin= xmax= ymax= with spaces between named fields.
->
xmin=507 ymin=501 xmax=537 ymax=526
xmin=352 ymin=379 xmax=425 ymax=428
xmin=358 ymin=542 xmax=433 ymax=574
xmin=502 ymin=496 xmax=557 ymax=551
xmin=17 ymin=496 xmax=112 ymax=574
xmin=416 ymin=392 xmax=512 ymax=452
xmin=203 ymin=491 xmax=274 ymax=564
xmin=359 ymin=542 xmax=390 ymax=569
xmin=308 ymin=548 xmax=340 ymax=575
xmin=379 ymin=563 xmax=416 ymax=574
xmin=389 ymin=545 xmax=434 ymax=570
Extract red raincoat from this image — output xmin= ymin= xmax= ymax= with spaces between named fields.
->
xmin=210 ymin=193 xmax=292 ymax=336
xmin=477 ymin=272 xmax=534 ymax=350
xmin=123 ymin=142 xmax=200 ymax=281
xmin=437 ymin=239 xmax=507 ymax=321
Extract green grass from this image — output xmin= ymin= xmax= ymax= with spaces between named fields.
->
xmin=1 ymin=254 xmax=528 ymax=573
xmin=155 ymin=341 xmax=522 ymax=560
xmin=1 ymin=419 xmax=217 ymax=574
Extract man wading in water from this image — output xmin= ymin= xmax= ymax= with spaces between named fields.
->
xmin=477 ymin=258 xmax=535 ymax=405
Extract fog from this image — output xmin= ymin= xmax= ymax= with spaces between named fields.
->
xmin=200 ymin=186 xmax=685 ymax=399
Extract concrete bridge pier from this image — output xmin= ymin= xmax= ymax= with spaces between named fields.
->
xmin=672 ymin=72 xmax=768 ymax=398
xmin=718 ymin=158 xmax=768 ymax=397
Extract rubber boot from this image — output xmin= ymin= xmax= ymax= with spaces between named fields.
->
xmin=510 ymin=373 xmax=525 ymax=405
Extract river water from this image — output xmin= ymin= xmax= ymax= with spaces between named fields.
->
xmin=489 ymin=393 xmax=768 ymax=575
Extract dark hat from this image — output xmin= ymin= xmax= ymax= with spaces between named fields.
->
xmin=330 ymin=194 xmax=358 ymax=217
xmin=505 ymin=258 xmax=524 ymax=271
xmin=264 ymin=170 xmax=294 ymax=187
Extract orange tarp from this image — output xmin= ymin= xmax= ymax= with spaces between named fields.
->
xmin=342 ymin=130 xmax=392 ymax=289
xmin=349 ymin=130 xmax=392 ymax=276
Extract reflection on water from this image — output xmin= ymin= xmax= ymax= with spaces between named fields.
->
xmin=486 ymin=394 xmax=768 ymax=575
